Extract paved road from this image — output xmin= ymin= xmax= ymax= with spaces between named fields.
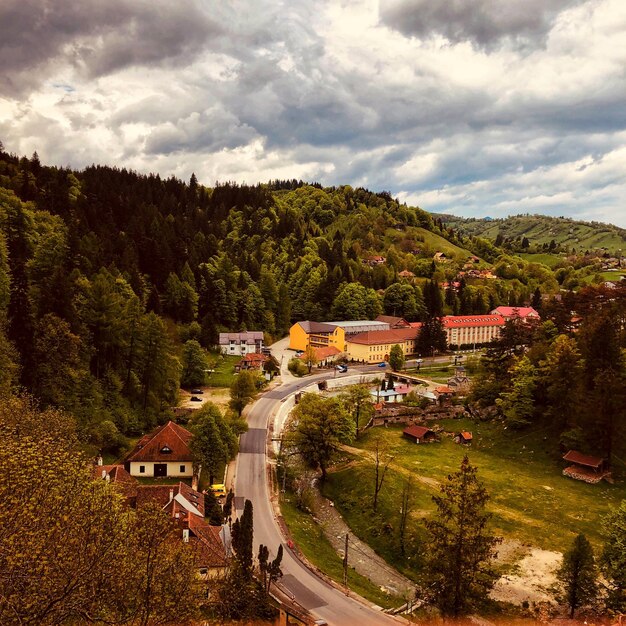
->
xmin=234 ymin=373 xmax=401 ymax=626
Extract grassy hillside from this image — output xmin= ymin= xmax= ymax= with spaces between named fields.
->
xmin=439 ymin=214 xmax=626 ymax=254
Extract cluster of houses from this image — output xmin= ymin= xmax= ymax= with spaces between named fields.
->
xmin=218 ymin=332 xmax=279 ymax=379
xmin=288 ymin=307 xmax=540 ymax=363
xmin=94 ymin=421 xmax=228 ymax=578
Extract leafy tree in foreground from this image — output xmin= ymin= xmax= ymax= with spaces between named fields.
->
xmin=287 ymin=393 xmax=354 ymax=481
xmin=423 ymin=456 xmax=501 ymax=618
xmin=553 ymin=533 xmax=598 ymax=618
xmin=0 ymin=397 xmax=199 ymax=626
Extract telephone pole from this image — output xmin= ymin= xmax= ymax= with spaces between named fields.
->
xmin=343 ymin=533 xmax=349 ymax=592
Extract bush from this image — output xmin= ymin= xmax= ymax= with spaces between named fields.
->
xmin=288 ymin=358 xmax=308 ymax=377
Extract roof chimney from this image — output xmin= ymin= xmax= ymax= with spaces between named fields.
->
xmin=169 ymin=488 xmax=174 ymax=502
xmin=101 ymin=469 xmax=107 ymax=479
xmin=96 ymin=455 xmax=103 ymax=466
xmin=182 ymin=528 xmax=190 ymax=543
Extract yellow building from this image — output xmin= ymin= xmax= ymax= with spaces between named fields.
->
xmin=289 ymin=321 xmax=346 ymax=352
xmin=347 ymin=328 xmax=421 ymax=363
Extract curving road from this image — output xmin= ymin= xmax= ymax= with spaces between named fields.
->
xmin=234 ymin=371 xmax=402 ymax=626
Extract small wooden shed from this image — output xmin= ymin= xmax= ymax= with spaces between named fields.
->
xmin=454 ymin=431 xmax=473 ymax=445
xmin=562 ymin=450 xmax=611 ymax=484
xmin=403 ymin=424 xmax=437 ymax=444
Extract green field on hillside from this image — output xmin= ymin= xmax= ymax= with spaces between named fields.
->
xmin=323 ymin=420 xmax=626 ymax=570
xmin=443 ymin=214 xmax=626 ymax=254
xmin=414 ymin=227 xmax=478 ymax=259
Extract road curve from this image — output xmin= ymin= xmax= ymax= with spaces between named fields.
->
xmin=234 ymin=372 xmax=402 ymax=626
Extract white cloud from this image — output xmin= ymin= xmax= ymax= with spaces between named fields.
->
xmin=0 ymin=0 xmax=624 ymax=228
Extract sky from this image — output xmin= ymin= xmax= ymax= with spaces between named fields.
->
xmin=1 ymin=0 xmax=625 ymax=226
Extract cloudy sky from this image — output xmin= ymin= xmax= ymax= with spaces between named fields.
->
xmin=1 ymin=0 xmax=625 ymax=226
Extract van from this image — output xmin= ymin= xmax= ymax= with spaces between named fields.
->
xmin=210 ymin=483 xmax=227 ymax=497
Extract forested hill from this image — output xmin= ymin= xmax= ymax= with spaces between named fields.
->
xmin=0 ymin=146 xmax=562 ymax=451
xmin=437 ymin=213 xmax=626 ymax=255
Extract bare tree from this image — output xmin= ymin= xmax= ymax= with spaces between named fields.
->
xmin=372 ymin=434 xmax=394 ymax=512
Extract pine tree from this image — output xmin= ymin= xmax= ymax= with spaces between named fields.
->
xmin=423 ymin=456 xmax=501 ymax=617
xmin=553 ymin=533 xmax=598 ymax=618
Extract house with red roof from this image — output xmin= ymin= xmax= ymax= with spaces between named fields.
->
xmin=123 ymin=421 xmax=194 ymax=479
xmin=490 ymin=306 xmax=540 ymax=322
xmin=455 ymin=431 xmax=473 ymax=445
xmin=403 ymin=424 xmax=438 ymax=444
xmin=375 ymin=315 xmax=411 ymax=329
xmin=134 ymin=482 xmax=228 ymax=575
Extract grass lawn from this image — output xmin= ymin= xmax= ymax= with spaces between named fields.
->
xmin=323 ymin=420 xmax=626 ymax=561
xmin=206 ymin=354 xmax=240 ymax=387
xmin=280 ymin=495 xmax=403 ymax=609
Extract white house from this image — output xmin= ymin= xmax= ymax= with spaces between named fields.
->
xmin=123 ymin=421 xmax=194 ymax=479
xmin=218 ymin=331 xmax=264 ymax=356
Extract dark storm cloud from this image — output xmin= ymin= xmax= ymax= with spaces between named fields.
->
xmin=0 ymin=0 xmax=220 ymax=96
xmin=379 ymin=0 xmax=584 ymax=49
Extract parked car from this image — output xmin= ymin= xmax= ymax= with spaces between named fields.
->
xmin=190 ymin=396 xmax=202 ymax=402
xmin=336 ymin=364 xmax=348 ymax=373
xmin=191 ymin=389 xmax=204 ymax=394
xmin=377 ymin=362 xmax=386 ymax=367
xmin=209 ymin=483 xmax=227 ymax=498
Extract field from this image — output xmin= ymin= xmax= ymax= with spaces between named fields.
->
xmin=322 ymin=418 xmax=626 ymax=573
xmin=206 ymin=354 xmax=240 ymax=387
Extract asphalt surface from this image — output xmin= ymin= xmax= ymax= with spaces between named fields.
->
xmin=234 ymin=372 xmax=402 ymax=626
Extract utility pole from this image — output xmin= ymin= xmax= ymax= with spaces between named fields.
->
xmin=343 ymin=533 xmax=349 ymax=592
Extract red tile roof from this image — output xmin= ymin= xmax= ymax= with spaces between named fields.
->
xmin=93 ymin=464 xmax=138 ymax=500
xmin=240 ymin=352 xmax=267 ymax=363
xmin=136 ymin=482 xmax=205 ymax=517
xmin=435 ymin=385 xmax=454 ymax=394
xmin=403 ymin=425 xmax=435 ymax=439
xmin=459 ymin=431 xmax=473 ymax=440
xmin=375 ymin=315 xmax=411 ymax=328
xmin=442 ymin=315 xmax=505 ymax=328
xmin=563 ymin=450 xmax=604 ymax=469
xmin=123 ymin=421 xmax=193 ymax=463
xmin=491 ymin=306 xmax=540 ymax=319
xmin=300 ymin=345 xmax=341 ymax=361
xmin=349 ymin=328 xmax=420 ymax=345
xmin=186 ymin=513 xmax=228 ymax=568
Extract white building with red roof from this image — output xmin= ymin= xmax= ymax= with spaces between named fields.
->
xmin=442 ymin=314 xmax=506 ymax=348
xmin=123 ymin=421 xmax=194 ymax=479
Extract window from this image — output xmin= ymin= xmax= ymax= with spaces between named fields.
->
xmin=139 ymin=465 xmax=145 ymax=474
xmin=180 ymin=465 xmax=186 ymax=473
xmin=160 ymin=445 xmax=172 ymax=454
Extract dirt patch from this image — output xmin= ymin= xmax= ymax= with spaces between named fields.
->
xmin=491 ymin=546 xmax=561 ymax=605
xmin=180 ymin=387 xmax=231 ymax=410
